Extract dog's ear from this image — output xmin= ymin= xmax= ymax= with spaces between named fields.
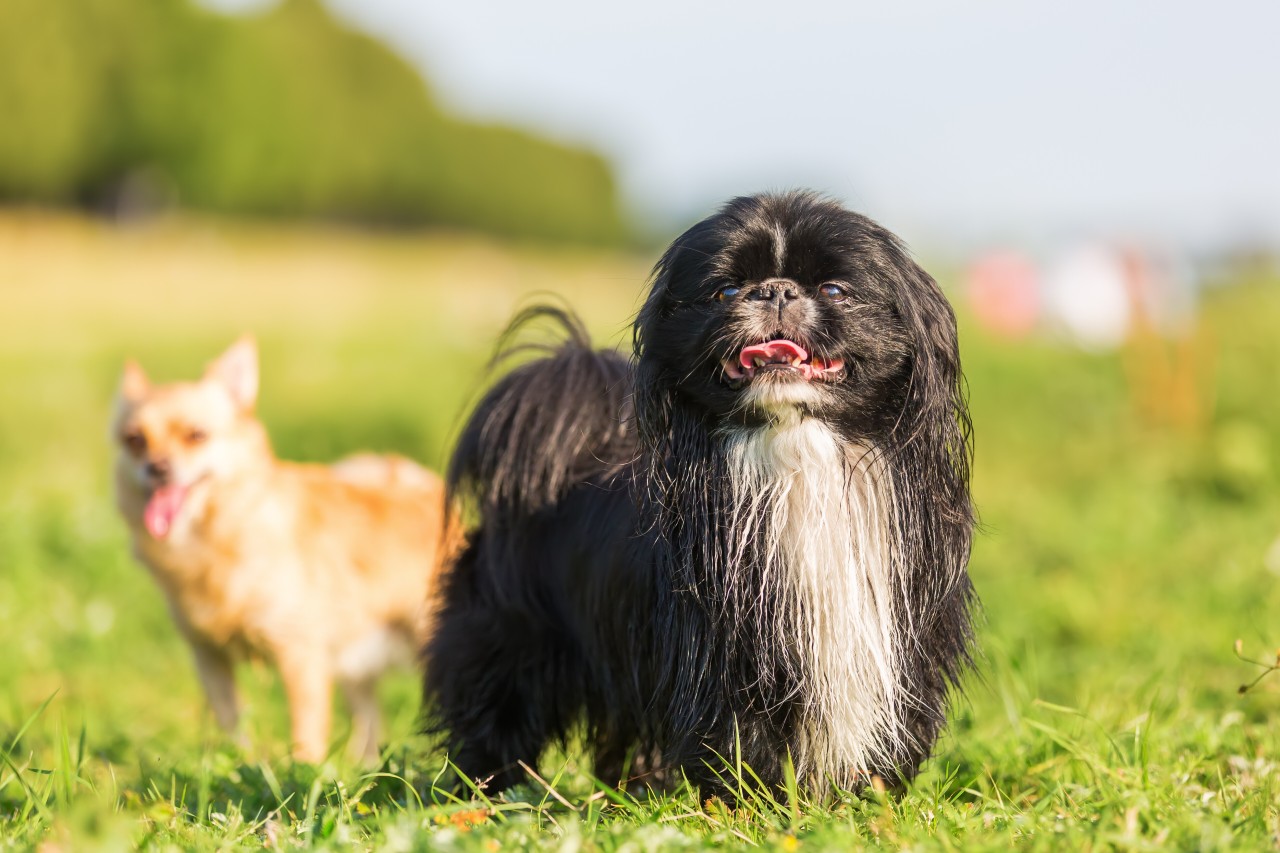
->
xmin=118 ymin=359 xmax=150 ymax=403
xmin=632 ymin=283 xmax=671 ymax=452
xmin=632 ymin=235 xmax=678 ymax=454
xmin=205 ymin=335 xmax=259 ymax=411
xmin=632 ymin=218 xmax=716 ymax=450
xmin=887 ymin=247 xmax=973 ymax=580
xmin=894 ymin=253 xmax=966 ymax=449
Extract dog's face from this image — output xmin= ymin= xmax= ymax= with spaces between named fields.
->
xmin=112 ymin=337 xmax=266 ymax=539
xmin=637 ymin=193 xmax=950 ymax=435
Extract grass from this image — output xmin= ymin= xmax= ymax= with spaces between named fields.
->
xmin=2 ymin=211 xmax=1279 ymax=849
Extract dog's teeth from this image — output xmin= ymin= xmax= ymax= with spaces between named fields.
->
xmin=753 ymin=357 xmax=765 ymax=368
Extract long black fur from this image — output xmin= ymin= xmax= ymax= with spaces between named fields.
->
xmin=424 ymin=191 xmax=976 ymax=795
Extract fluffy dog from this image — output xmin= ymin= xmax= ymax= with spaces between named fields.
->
xmin=424 ymin=191 xmax=976 ymax=793
xmin=113 ymin=337 xmax=454 ymax=762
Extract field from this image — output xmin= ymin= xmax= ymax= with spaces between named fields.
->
xmin=2 ymin=212 xmax=1279 ymax=850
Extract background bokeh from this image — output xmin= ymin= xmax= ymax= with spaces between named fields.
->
xmin=2 ymin=1 xmax=1279 ymax=848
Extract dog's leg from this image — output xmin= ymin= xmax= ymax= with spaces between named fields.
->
xmin=341 ymin=677 xmax=382 ymax=765
xmin=278 ymin=651 xmax=333 ymax=763
xmin=594 ymin=737 xmax=672 ymax=794
xmin=191 ymin=641 xmax=240 ymax=735
xmin=426 ymin=610 xmax=561 ymax=792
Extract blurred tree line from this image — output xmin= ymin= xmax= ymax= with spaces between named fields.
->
xmin=0 ymin=0 xmax=629 ymax=244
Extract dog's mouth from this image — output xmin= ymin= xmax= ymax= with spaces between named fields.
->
xmin=144 ymin=484 xmax=188 ymax=539
xmin=142 ymin=474 xmax=208 ymax=539
xmin=722 ymin=338 xmax=845 ymax=386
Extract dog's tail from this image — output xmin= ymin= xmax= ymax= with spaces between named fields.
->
xmin=449 ymin=305 xmax=634 ymax=523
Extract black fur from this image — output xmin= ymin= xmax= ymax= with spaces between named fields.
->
xmin=424 ymin=191 xmax=976 ymax=795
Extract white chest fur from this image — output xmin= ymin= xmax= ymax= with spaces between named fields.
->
xmin=725 ymin=416 xmax=907 ymax=784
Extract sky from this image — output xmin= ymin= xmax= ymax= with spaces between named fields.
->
xmin=218 ymin=0 xmax=1280 ymax=250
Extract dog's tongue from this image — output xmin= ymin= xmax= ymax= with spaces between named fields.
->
xmin=739 ymin=339 xmax=808 ymax=368
xmin=144 ymin=484 xmax=188 ymax=539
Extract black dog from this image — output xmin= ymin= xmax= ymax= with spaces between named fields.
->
xmin=425 ymin=191 xmax=976 ymax=794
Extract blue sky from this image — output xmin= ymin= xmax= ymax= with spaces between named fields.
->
xmin=217 ymin=0 xmax=1280 ymax=249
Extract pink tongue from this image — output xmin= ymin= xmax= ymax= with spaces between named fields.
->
xmin=144 ymin=484 xmax=188 ymax=539
xmin=739 ymin=339 xmax=808 ymax=368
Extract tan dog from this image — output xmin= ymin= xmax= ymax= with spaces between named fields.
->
xmin=112 ymin=337 xmax=454 ymax=763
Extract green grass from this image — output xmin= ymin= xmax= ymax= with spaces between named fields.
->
xmin=2 ymin=213 xmax=1279 ymax=849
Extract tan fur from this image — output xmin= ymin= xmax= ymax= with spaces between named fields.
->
xmin=112 ymin=337 xmax=457 ymax=763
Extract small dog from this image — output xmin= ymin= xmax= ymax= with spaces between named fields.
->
xmin=113 ymin=337 xmax=454 ymax=763
xmin=425 ymin=191 xmax=976 ymax=794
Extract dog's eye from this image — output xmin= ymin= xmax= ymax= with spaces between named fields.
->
xmin=716 ymin=285 xmax=741 ymax=302
xmin=122 ymin=430 xmax=147 ymax=453
xmin=185 ymin=428 xmax=208 ymax=445
xmin=819 ymin=282 xmax=848 ymax=301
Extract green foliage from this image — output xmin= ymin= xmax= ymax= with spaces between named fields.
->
xmin=1 ymin=221 xmax=1279 ymax=847
xmin=0 ymin=0 xmax=628 ymax=244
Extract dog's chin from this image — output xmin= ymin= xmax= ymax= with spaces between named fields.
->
xmin=735 ymin=372 xmax=830 ymax=416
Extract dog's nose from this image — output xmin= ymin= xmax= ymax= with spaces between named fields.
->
xmin=751 ymin=279 xmax=799 ymax=305
xmin=751 ymin=279 xmax=801 ymax=322
xmin=145 ymin=458 xmax=171 ymax=481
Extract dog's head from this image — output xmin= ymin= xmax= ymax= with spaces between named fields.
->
xmin=635 ymin=191 xmax=964 ymax=445
xmin=112 ymin=336 xmax=268 ymax=539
